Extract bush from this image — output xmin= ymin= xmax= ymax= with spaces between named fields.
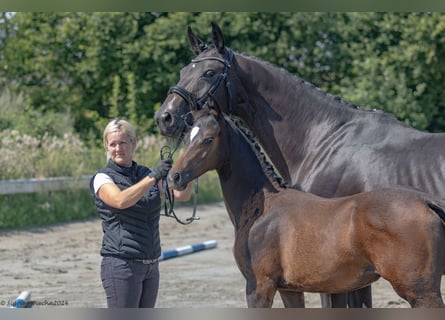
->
xmin=0 ymin=130 xmax=104 ymax=179
xmin=0 ymin=130 xmax=222 ymax=229
xmin=0 ymin=87 xmax=74 ymax=138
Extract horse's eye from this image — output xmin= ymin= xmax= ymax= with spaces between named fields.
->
xmin=203 ymin=137 xmax=214 ymax=145
xmin=204 ymin=70 xmax=215 ymax=77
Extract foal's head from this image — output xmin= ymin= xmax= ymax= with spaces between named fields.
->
xmin=168 ymin=107 xmax=227 ymax=191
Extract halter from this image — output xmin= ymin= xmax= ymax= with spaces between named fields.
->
xmin=168 ymin=48 xmax=234 ymax=113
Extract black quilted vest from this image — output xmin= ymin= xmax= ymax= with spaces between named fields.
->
xmin=90 ymin=160 xmax=161 ymax=260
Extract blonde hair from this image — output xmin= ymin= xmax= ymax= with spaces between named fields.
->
xmin=103 ymin=119 xmax=137 ymax=159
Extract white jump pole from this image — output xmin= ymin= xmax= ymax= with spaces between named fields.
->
xmin=159 ymin=240 xmax=217 ymax=261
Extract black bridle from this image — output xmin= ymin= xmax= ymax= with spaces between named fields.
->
xmin=168 ymin=48 xmax=234 ymax=114
xmin=159 ymin=48 xmax=234 ymax=225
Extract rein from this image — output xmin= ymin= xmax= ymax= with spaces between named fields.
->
xmin=160 ymin=128 xmax=200 ymax=225
xmin=168 ymin=48 xmax=234 ymax=113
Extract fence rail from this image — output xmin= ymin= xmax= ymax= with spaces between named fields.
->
xmin=0 ymin=176 xmax=92 ymax=195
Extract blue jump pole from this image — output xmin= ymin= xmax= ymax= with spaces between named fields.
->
xmin=159 ymin=240 xmax=217 ymax=261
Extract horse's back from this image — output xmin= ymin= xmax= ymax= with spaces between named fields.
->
xmin=301 ymin=125 xmax=445 ymax=200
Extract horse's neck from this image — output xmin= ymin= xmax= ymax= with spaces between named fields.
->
xmin=216 ymin=121 xmax=276 ymax=230
xmin=234 ymin=54 xmax=355 ymax=184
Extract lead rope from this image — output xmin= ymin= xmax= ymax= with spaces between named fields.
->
xmin=160 ymin=137 xmax=200 ymax=225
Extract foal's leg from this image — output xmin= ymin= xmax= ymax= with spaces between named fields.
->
xmin=245 ymin=278 xmax=276 ymax=308
xmin=409 ymin=294 xmax=444 ymax=308
xmin=392 ymin=284 xmax=444 ymax=308
xmin=279 ymin=291 xmax=305 ymax=308
xmin=401 ymin=291 xmax=444 ymax=308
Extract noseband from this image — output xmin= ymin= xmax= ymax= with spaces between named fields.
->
xmin=168 ymin=48 xmax=234 ymax=115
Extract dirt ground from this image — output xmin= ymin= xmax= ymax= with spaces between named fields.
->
xmin=1 ymin=201 xmax=444 ymax=308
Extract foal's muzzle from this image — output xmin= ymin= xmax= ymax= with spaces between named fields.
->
xmin=168 ymin=171 xmax=186 ymax=191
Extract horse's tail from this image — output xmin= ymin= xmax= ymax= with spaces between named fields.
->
xmin=426 ymin=201 xmax=445 ymax=226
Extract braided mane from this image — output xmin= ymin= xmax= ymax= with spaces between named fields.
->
xmin=228 ymin=115 xmax=288 ymax=189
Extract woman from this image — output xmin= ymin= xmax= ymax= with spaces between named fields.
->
xmin=90 ymin=118 xmax=192 ymax=308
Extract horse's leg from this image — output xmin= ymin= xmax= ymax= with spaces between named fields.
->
xmin=320 ymin=293 xmax=332 ymax=307
xmin=347 ymin=286 xmax=372 ymax=308
xmin=279 ymin=291 xmax=305 ymax=308
xmin=320 ymin=293 xmax=347 ymax=308
xmin=245 ymin=279 xmax=275 ymax=308
xmin=320 ymin=288 xmax=372 ymax=308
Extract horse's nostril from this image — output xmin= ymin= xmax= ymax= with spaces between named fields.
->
xmin=172 ymin=172 xmax=181 ymax=184
xmin=161 ymin=112 xmax=173 ymax=126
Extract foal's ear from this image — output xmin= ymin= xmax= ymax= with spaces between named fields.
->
xmin=201 ymin=103 xmax=219 ymax=118
xmin=211 ymin=22 xmax=225 ymax=54
xmin=207 ymin=103 xmax=221 ymax=119
xmin=188 ymin=26 xmax=208 ymax=56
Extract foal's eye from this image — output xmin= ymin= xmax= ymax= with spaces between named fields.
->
xmin=203 ymin=137 xmax=214 ymax=145
xmin=204 ymin=70 xmax=215 ymax=77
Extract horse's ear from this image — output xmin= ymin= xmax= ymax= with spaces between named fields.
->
xmin=188 ymin=26 xmax=208 ymax=56
xmin=211 ymin=22 xmax=225 ymax=54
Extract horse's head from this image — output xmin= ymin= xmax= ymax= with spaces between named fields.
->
xmin=155 ymin=22 xmax=234 ymax=139
xmin=168 ymin=106 xmax=226 ymax=191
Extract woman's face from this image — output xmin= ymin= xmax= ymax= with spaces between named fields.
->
xmin=105 ymin=131 xmax=136 ymax=167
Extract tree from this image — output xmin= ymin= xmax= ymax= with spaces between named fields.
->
xmin=2 ymin=12 xmax=445 ymax=142
xmin=2 ymin=12 xmax=163 ymax=141
xmin=334 ymin=13 xmax=445 ymax=132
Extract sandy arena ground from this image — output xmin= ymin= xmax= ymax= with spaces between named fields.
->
xmin=1 ymin=201 xmax=444 ymax=308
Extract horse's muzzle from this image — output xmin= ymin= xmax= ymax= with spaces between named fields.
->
xmin=155 ymin=110 xmax=183 ymax=138
xmin=168 ymin=171 xmax=186 ymax=191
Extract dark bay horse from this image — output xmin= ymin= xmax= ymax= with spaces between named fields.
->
xmin=155 ymin=22 xmax=445 ymax=308
xmin=167 ymin=106 xmax=445 ymax=308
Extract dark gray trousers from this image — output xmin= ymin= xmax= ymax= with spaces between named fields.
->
xmin=101 ymin=256 xmax=160 ymax=308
